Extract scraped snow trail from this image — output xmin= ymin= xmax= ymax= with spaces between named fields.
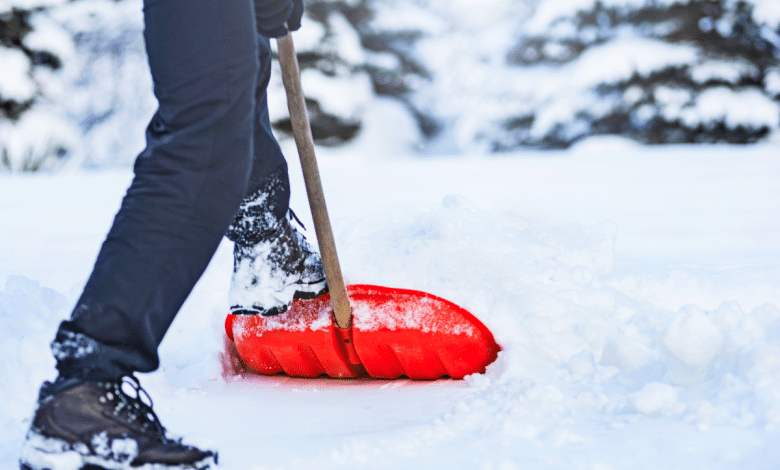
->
xmin=2 ymin=142 xmax=780 ymax=469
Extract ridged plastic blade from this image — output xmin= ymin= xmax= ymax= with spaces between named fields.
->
xmin=226 ymin=284 xmax=499 ymax=379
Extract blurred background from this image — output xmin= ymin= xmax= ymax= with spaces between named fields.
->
xmin=1 ymin=0 xmax=779 ymax=172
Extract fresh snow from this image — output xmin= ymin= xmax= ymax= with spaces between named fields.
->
xmin=0 ymin=47 xmax=36 ymax=103
xmin=753 ymin=0 xmax=780 ymax=28
xmin=2 ymin=138 xmax=780 ymax=469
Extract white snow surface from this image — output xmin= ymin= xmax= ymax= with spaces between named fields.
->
xmin=2 ymin=139 xmax=780 ymax=469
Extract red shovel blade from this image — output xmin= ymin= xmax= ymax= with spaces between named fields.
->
xmin=226 ymin=284 xmax=500 ymax=379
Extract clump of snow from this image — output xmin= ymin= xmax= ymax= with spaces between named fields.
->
xmin=689 ymin=60 xmax=759 ymax=85
xmin=679 ymin=87 xmax=780 ymax=129
xmin=0 ymin=48 xmax=36 ymax=103
xmin=368 ymin=1 xmax=447 ymax=36
xmin=663 ymin=305 xmax=724 ymax=385
xmin=631 ymin=382 xmax=684 ymax=415
xmin=19 ymin=430 xmax=139 ymax=470
xmin=766 ymin=68 xmax=780 ymax=96
xmin=19 ymin=432 xmax=84 ymax=470
xmin=322 ymin=97 xmax=423 ymax=158
xmin=89 ymin=432 xmax=137 ymax=463
xmin=752 ymin=0 xmax=780 ymax=28
xmin=22 ymin=10 xmax=76 ymax=65
xmin=570 ymin=38 xmax=697 ymax=85
xmin=299 ymin=68 xmax=373 ymax=122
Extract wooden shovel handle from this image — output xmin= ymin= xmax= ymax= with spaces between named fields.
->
xmin=277 ymin=34 xmax=353 ymax=329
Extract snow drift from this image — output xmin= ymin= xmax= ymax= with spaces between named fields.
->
xmin=2 ymin=142 xmax=780 ymax=469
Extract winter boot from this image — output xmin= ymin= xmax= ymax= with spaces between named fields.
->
xmin=19 ymin=376 xmax=217 ymax=470
xmin=229 ymin=211 xmax=328 ymax=316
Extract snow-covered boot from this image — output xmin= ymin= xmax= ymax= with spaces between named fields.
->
xmin=19 ymin=376 xmax=217 ymax=470
xmin=229 ymin=212 xmax=328 ymax=316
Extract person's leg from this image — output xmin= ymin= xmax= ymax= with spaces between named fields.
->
xmin=52 ymin=0 xmax=259 ymax=381
xmin=226 ymin=35 xmax=327 ymax=317
xmin=226 ymin=35 xmax=290 ymax=245
xmin=21 ymin=1 xmax=256 ymax=468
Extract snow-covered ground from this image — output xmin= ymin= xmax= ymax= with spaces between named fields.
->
xmin=2 ymin=139 xmax=780 ymax=469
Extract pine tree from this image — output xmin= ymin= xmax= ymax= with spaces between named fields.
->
xmin=0 ymin=2 xmax=80 ymax=171
xmin=487 ymin=0 xmax=780 ymax=149
xmin=268 ymin=0 xmax=433 ymax=146
xmin=51 ymin=0 xmax=153 ymax=169
xmin=2 ymin=0 xmax=429 ymax=171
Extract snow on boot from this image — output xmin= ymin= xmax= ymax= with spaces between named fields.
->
xmin=19 ymin=376 xmax=217 ymax=470
xmin=229 ymin=211 xmax=328 ymax=316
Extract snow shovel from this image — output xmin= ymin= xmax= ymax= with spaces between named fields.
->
xmin=224 ymin=34 xmax=499 ymax=379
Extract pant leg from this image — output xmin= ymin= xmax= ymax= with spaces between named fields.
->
xmin=53 ymin=0 xmax=259 ymax=380
xmin=226 ymin=35 xmax=292 ymax=246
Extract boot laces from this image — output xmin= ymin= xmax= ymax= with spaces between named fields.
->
xmin=99 ymin=376 xmax=167 ymax=439
xmin=287 ymin=209 xmax=317 ymax=254
xmin=288 ymin=209 xmax=307 ymax=233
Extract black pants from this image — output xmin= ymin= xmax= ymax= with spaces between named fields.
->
xmin=52 ymin=0 xmax=290 ymax=380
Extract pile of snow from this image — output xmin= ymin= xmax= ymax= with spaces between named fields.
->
xmin=2 ymin=141 xmax=779 ymax=468
xmin=0 ymin=276 xmax=62 ymax=460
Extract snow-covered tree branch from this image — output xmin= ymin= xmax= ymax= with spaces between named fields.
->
xmin=2 ymin=0 xmax=779 ymax=171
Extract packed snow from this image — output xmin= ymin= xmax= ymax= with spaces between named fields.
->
xmin=2 ymin=136 xmax=780 ymax=469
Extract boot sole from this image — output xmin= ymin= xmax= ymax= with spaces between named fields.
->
xmin=20 ymin=455 xmax=217 ymax=470
xmin=20 ymin=431 xmax=217 ymax=470
xmin=230 ymin=281 xmax=328 ymax=317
